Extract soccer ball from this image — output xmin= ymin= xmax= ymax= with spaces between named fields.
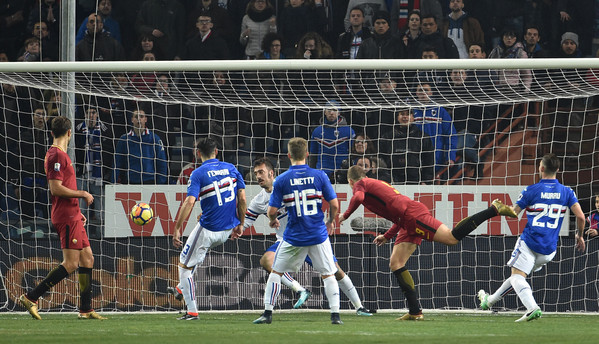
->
xmin=130 ymin=203 xmax=154 ymax=226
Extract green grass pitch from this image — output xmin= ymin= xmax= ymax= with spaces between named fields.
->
xmin=1 ymin=311 xmax=597 ymax=344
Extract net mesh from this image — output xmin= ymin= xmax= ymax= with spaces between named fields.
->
xmin=1 ymin=62 xmax=599 ymax=313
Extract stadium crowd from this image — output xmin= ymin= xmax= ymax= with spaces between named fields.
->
xmin=1 ymin=0 xmax=597 ymax=236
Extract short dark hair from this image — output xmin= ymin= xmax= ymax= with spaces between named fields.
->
xmin=542 ymin=153 xmax=560 ymax=175
xmin=421 ymin=14 xmax=436 ymax=23
xmin=253 ymin=157 xmax=274 ymax=171
xmin=525 ymin=26 xmax=541 ymax=36
xmin=422 ymin=46 xmax=438 ymax=55
xmin=349 ymin=6 xmax=364 ymax=16
xmin=51 ymin=116 xmax=71 ymax=138
xmin=197 ymin=137 xmax=219 ymax=158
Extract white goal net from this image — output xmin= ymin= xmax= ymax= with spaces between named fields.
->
xmin=1 ymin=59 xmax=598 ymax=313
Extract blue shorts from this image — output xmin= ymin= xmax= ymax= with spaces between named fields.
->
xmin=266 ymin=241 xmax=338 ymax=266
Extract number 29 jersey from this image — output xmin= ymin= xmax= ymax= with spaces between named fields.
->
xmin=187 ymin=158 xmax=245 ymax=231
xmin=515 ymin=179 xmax=578 ymax=255
xmin=269 ymin=164 xmax=337 ymax=247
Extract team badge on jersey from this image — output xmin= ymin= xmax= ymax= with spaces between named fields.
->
xmin=54 ymin=163 xmax=61 ymax=171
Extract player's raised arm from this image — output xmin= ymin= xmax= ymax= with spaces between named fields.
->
xmin=232 ymin=188 xmax=247 ymax=239
xmin=173 ymin=195 xmax=196 ymax=248
xmin=570 ymin=202 xmax=586 ymax=252
xmin=326 ymin=198 xmax=339 ymax=235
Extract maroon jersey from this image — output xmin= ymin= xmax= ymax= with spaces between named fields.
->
xmin=45 ymin=146 xmax=80 ymax=223
xmin=343 ymin=178 xmax=411 ymax=224
xmin=343 ymin=177 xmax=442 ymax=243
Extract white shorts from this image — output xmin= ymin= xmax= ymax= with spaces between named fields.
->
xmin=179 ymin=222 xmax=232 ymax=268
xmin=272 ymin=237 xmax=337 ymax=276
xmin=507 ymin=237 xmax=556 ymax=275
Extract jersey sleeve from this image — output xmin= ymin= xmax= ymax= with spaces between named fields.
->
xmin=343 ymin=182 xmax=365 ymax=219
xmin=46 ymin=152 xmax=67 ymax=181
xmin=234 ymin=167 xmax=246 ymax=190
xmin=269 ymin=178 xmax=283 ymax=208
xmin=186 ymin=168 xmax=201 ymax=198
xmin=515 ymin=186 xmax=529 ymax=209
xmin=320 ymin=171 xmax=337 ymax=202
xmin=244 ymin=196 xmax=263 ymax=229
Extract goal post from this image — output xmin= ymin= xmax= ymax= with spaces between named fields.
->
xmin=0 ymin=59 xmax=598 ymax=313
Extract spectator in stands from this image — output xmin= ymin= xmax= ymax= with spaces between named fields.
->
xmin=309 ymin=100 xmax=355 ymax=180
xmin=27 ymin=0 xmax=59 ymax=35
xmin=523 ymin=26 xmax=550 ymax=58
xmin=129 ymin=33 xmax=165 ymax=61
xmin=0 ymin=1 xmax=26 ymax=60
xmin=467 ymin=42 xmax=486 ymax=58
xmin=413 ymin=82 xmax=457 ymax=175
xmin=334 ymin=133 xmax=376 ymax=183
xmin=257 ymin=32 xmax=285 ymax=59
xmin=488 ymin=28 xmax=532 ymax=92
xmin=379 ymin=108 xmax=435 ymax=184
xmin=130 ymin=52 xmax=158 ymax=95
xmin=74 ymin=105 xmax=114 ymax=238
xmin=136 ymin=0 xmax=185 ymax=60
xmin=186 ymin=0 xmax=234 ymax=47
xmin=357 ymin=11 xmax=406 ymax=94
xmin=557 ymin=32 xmax=581 ymax=58
xmin=448 ymin=69 xmax=486 ymax=180
xmin=586 ymin=193 xmax=599 ymax=238
xmin=76 ymin=0 xmax=121 ymax=45
xmin=557 ymin=0 xmax=593 ymax=56
xmin=278 ymin=0 xmax=327 ymax=58
xmin=177 ymin=139 xmax=202 ymax=185
xmin=344 ymin=0 xmax=388 ymax=31
xmin=75 ymin=13 xmax=126 ymax=61
xmin=409 ymin=14 xmax=459 ymax=59
xmin=391 ymin=0 xmax=442 ymax=35
xmin=240 ymin=0 xmax=277 ymax=59
xmin=16 ymin=37 xmax=42 ymax=62
xmin=113 ymin=109 xmax=168 ymax=184
xmin=295 ymin=31 xmax=333 ymax=59
xmin=16 ymin=106 xmax=52 ymax=225
xmin=440 ymin=0 xmax=484 ymax=59
xmin=183 ymin=14 xmax=230 ymax=60
xmin=336 ymin=6 xmax=372 ymax=59
xmin=399 ymin=10 xmax=421 ymax=48
xmin=0 ymin=52 xmax=9 ymax=62
xmin=29 ymin=20 xmax=58 ymax=61
xmin=416 ymin=47 xmax=447 ymax=88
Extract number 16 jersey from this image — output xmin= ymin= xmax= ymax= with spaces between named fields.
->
xmin=515 ymin=179 xmax=578 ymax=255
xmin=269 ymin=164 xmax=337 ymax=247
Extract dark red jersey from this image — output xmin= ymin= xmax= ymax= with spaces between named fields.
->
xmin=343 ymin=177 xmax=411 ymax=224
xmin=45 ymin=146 xmax=80 ymax=223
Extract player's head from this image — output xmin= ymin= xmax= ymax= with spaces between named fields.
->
xmin=540 ymin=153 xmax=559 ymax=177
xmin=253 ymin=157 xmax=275 ymax=190
xmin=287 ymin=137 xmax=308 ymax=162
xmin=197 ymin=137 xmax=219 ymax=160
xmin=594 ymin=193 xmax=599 ymax=211
xmin=347 ymin=165 xmax=366 ymax=188
xmin=51 ymin=115 xmax=71 ymax=140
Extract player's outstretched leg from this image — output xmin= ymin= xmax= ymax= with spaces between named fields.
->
xmin=477 ymin=289 xmax=490 ymax=310
xmin=167 ymin=286 xmax=184 ymax=301
xmin=450 ymin=199 xmax=517 ymax=241
xmin=19 ymin=294 xmax=41 ymax=320
xmin=293 ymin=289 xmax=312 ymax=309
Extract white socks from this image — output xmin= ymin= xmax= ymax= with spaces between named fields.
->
xmin=323 ymin=275 xmax=340 ymax=313
xmin=281 ymin=272 xmax=305 ymax=293
xmin=264 ymin=273 xmax=281 ymax=311
xmin=510 ymin=274 xmax=539 ymax=311
xmin=178 ymin=266 xmax=197 ymax=313
xmin=488 ymin=278 xmax=513 ymax=306
xmin=338 ymin=275 xmax=362 ymax=309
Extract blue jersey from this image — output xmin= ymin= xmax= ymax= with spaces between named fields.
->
xmin=187 ymin=159 xmax=245 ymax=231
xmin=515 ymin=179 xmax=578 ymax=255
xmin=269 ymin=164 xmax=337 ymax=246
